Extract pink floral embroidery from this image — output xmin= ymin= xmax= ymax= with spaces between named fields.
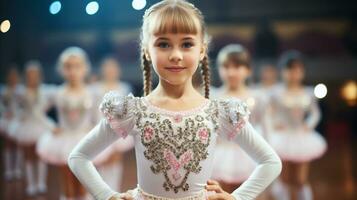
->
xmin=143 ymin=126 xmax=154 ymax=141
xmin=198 ymin=128 xmax=209 ymax=143
xmin=173 ymin=114 xmax=183 ymax=123
xmin=164 ymin=150 xmax=193 ymax=171
xmin=228 ymin=119 xmax=246 ymax=140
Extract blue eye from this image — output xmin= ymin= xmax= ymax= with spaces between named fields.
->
xmin=158 ymin=42 xmax=170 ymax=49
xmin=182 ymin=42 xmax=193 ymax=48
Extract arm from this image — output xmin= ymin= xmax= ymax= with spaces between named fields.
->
xmin=305 ymin=96 xmax=321 ymax=130
xmin=68 ymin=120 xmax=120 ymax=200
xmin=215 ymin=99 xmax=282 ymax=200
xmin=230 ymin=122 xmax=282 ymax=200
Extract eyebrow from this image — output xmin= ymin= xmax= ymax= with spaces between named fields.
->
xmin=155 ymin=36 xmax=195 ymax=41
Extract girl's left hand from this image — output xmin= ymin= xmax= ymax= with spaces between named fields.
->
xmin=205 ymin=180 xmax=236 ymax=200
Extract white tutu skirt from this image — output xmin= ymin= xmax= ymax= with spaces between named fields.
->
xmin=211 ymin=141 xmax=255 ymax=184
xmin=36 ymin=130 xmax=87 ymax=165
xmin=8 ymin=118 xmax=50 ymax=146
xmin=36 ymin=129 xmax=134 ymax=166
xmin=0 ymin=118 xmax=12 ymax=138
xmin=269 ymin=130 xmax=327 ymax=162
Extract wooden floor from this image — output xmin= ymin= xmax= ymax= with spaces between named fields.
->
xmin=0 ymin=138 xmax=356 ymax=200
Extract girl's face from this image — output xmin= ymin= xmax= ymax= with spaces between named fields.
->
xmin=260 ymin=65 xmax=277 ymax=85
xmin=7 ymin=69 xmax=19 ymax=86
xmin=219 ymin=61 xmax=251 ymax=88
xmin=62 ymin=56 xmax=87 ymax=84
xmin=146 ymin=33 xmax=205 ymax=86
xmin=101 ymin=59 xmax=120 ymax=82
xmin=282 ymin=61 xmax=305 ymax=85
xmin=26 ymin=68 xmax=41 ymax=88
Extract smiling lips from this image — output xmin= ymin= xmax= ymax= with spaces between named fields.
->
xmin=165 ymin=66 xmax=187 ymax=72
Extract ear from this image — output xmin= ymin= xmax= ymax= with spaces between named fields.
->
xmin=199 ymin=43 xmax=207 ymax=61
xmin=144 ymin=48 xmax=151 ymax=61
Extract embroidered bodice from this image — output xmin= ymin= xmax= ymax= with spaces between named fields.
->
xmin=267 ymin=86 xmax=320 ymax=131
xmin=68 ymin=91 xmax=281 ymax=200
xmin=55 ymin=86 xmax=94 ymax=133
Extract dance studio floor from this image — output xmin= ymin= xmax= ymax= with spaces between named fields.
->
xmin=0 ymin=138 xmax=356 ymax=200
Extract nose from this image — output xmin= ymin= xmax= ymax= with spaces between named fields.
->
xmin=169 ymin=48 xmax=183 ymax=63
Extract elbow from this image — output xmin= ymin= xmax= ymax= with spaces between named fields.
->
xmin=67 ymin=150 xmax=78 ymax=172
xmin=272 ymin=155 xmax=282 ymax=178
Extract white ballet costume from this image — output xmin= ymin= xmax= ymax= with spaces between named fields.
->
xmin=266 ymin=86 xmax=327 ymax=200
xmin=90 ymin=82 xmax=135 ymax=191
xmin=8 ymin=85 xmax=56 ymax=195
xmin=0 ymin=85 xmax=24 ymax=180
xmin=266 ymin=86 xmax=326 ymax=162
xmin=68 ymin=91 xmax=281 ymax=200
xmin=211 ymin=87 xmax=268 ymax=184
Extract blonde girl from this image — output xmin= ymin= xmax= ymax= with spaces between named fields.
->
xmin=68 ymin=1 xmax=282 ymax=200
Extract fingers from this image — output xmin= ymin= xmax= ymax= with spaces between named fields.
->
xmin=206 ymin=184 xmax=223 ymax=193
xmin=207 ymin=179 xmax=220 ymax=186
xmin=207 ymin=193 xmax=226 ymax=200
xmin=120 ymin=193 xmax=134 ymax=200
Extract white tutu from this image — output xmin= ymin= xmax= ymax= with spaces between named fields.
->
xmin=36 ymin=130 xmax=87 ymax=165
xmin=211 ymin=140 xmax=255 ymax=183
xmin=269 ymin=130 xmax=327 ymax=162
xmin=36 ymin=129 xmax=134 ymax=166
xmin=8 ymin=118 xmax=51 ymax=146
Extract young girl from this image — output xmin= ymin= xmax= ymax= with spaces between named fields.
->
xmin=266 ymin=50 xmax=327 ymax=200
xmin=9 ymin=61 xmax=55 ymax=195
xmin=90 ymin=56 xmax=135 ymax=191
xmin=68 ymin=1 xmax=282 ymax=200
xmin=36 ymin=47 xmax=94 ymax=200
xmin=0 ymin=67 xmax=24 ymax=181
xmin=211 ymin=44 xmax=268 ymax=193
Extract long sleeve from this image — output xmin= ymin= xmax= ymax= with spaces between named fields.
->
xmin=305 ymin=93 xmax=321 ymax=130
xmin=230 ymin=123 xmax=281 ymax=200
xmin=68 ymin=91 xmax=136 ymax=200
xmin=68 ymin=120 xmax=121 ymax=200
xmin=217 ymin=99 xmax=282 ymax=200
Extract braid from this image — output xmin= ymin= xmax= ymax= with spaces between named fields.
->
xmin=141 ymin=50 xmax=152 ymax=96
xmin=200 ymin=55 xmax=210 ymax=99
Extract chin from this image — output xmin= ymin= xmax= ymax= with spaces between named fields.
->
xmin=161 ymin=76 xmax=189 ymax=86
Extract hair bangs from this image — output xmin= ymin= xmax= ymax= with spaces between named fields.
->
xmin=150 ymin=6 xmax=199 ymax=35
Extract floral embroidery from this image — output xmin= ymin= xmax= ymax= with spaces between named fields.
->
xmin=173 ymin=114 xmax=183 ymax=123
xmin=143 ymin=126 xmax=155 ymax=142
xmin=135 ymin=100 xmax=215 ymax=193
xmin=197 ymin=128 xmax=209 ymax=144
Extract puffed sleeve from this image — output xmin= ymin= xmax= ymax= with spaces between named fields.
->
xmin=217 ymin=99 xmax=282 ymax=200
xmin=68 ymin=91 xmax=136 ymax=200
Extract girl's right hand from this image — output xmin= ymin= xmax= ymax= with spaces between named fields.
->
xmin=53 ymin=127 xmax=62 ymax=135
xmin=109 ymin=192 xmax=134 ymax=200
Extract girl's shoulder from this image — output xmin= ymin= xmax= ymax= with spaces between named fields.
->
xmin=99 ymin=91 xmax=138 ymax=120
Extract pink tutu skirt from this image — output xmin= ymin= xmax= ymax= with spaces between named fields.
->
xmin=211 ymin=140 xmax=255 ymax=184
xmin=269 ymin=130 xmax=327 ymax=162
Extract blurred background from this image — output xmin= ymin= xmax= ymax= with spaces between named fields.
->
xmin=0 ymin=0 xmax=356 ymax=200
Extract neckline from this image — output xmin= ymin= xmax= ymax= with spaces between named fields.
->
xmin=141 ymin=97 xmax=211 ymax=116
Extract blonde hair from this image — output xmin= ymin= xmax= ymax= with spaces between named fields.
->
xmin=140 ymin=0 xmax=211 ymax=98
xmin=57 ymin=46 xmax=91 ymax=75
